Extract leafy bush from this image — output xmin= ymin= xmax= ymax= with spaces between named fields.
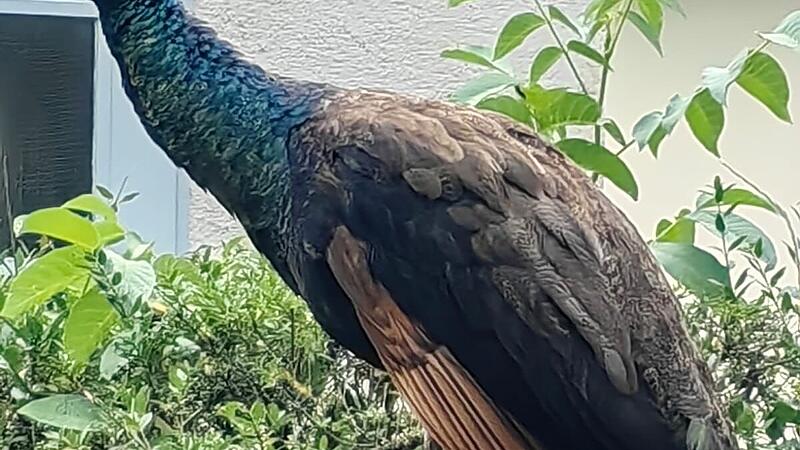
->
xmin=442 ymin=0 xmax=800 ymax=447
xmin=0 ymin=192 xmax=422 ymax=449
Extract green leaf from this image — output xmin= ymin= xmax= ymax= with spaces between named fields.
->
xmin=441 ymin=46 xmax=498 ymax=71
xmin=599 ymin=118 xmax=626 ymax=146
xmin=695 ymin=188 xmax=776 ymax=213
xmin=524 ymin=86 xmax=601 ymax=131
xmin=661 ymin=93 xmax=691 ymax=133
xmin=650 ymin=242 xmax=730 ymax=295
xmin=769 ymin=401 xmax=800 ymax=424
xmin=1 ymin=246 xmax=91 ymax=319
xmin=701 ymin=50 xmax=748 ymax=104
xmin=94 ymin=221 xmax=126 ymax=246
xmin=548 ymin=6 xmax=581 ymax=36
xmin=655 ymin=219 xmax=672 ymax=237
xmin=95 ymin=185 xmax=114 ymax=201
xmin=62 ymin=194 xmax=116 ymax=221
xmin=685 ymin=89 xmax=725 ymax=156
xmin=529 ymin=46 xmax=563 ymax=83
xmin=448 ymin=0 xmax=473 ymax=6
xmin=633 ymin=94 xmax=690 ymax=155
xmin=19 ymin=208 xmax=100 ymax=250
xmin=153 ymin=254 xmax=204 ymax=285
xmin=632 ymin=111 xmax=663 ymax=149
xmin=736 ymin=51 xmax=792 ymax=123
xmin=567 ymin=40 xmax=610 ymax=68
xmin=585 ymin=21 xmax=606 ymax=44
xmin=627 ymin=12 xmax=663 ymax=56
xmin=494 ymin=13 xmax=546 ymax=60
xmin=477 ymin=95 xmax=533 ymax=125
xmin=765 ymin=400 xmax=800 ymax=439
xmin=632 ymin=0 xmax=663 ymax=55
xmin=557 ymin=138 xmax=638 ymax=199
xmin=99 ymin=342 xmax=128 ymax=380
xmin=637 ymin=0 xmax=663 ymax=36
xmin=63 ymin=289 xmax=119 ymax=364
xmin=690 ymin=210 xmax=777 ymax=270
xmin=452 ymin=73 xmax=516 ymax=105
xmin=18 ymin=395 xmax=103 ymax=431
xmin=757 ymin=10 xmax=800 ymax=49
xmin=585 ymin=0 xmax=623 ymax=23
xmin=656 ymin=217 xmax=696 ymax=243
xmin=646 ymin=127 xmax=667 ymax=156
xmin=759 ymin=32 xmax=798 ymax=48
xmin=733 ymin=401 xmax=756 ymax=436
xmin=658 ymin=0 xmax=685 ymax=16
xmin=107 ymin=252 xmax=157 ymax=302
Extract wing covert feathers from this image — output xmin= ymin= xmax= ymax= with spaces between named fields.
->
xmin=326 ymin=226 xmax=538 ymax=450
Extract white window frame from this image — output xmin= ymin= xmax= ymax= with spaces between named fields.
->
xmin=0 ymin=0 xmax=191 ymax=254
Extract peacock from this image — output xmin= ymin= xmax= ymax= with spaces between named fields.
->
xmin=89 ymin=0 xmax=736 ymax=449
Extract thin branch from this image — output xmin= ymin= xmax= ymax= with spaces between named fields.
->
xmin=595 ymin=0 xmax=635 ymax=145
xmin=721 ymin=159 xmax=800 ymax=287
xmin=532 ymin=0 xmax=590 ymax=95
xmin=716 ymin=203 xmax=734 ymax=291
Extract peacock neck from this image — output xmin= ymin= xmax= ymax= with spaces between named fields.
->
xmin=94 ymin=0 xmax=326 ymax=254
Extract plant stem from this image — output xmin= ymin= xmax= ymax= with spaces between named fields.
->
xmin=532 ymin=0 xmax=590 ymax=95
xmin=615 ymin=140 xmax=635 ymax=156
xmin=595 ymin=0 xmax=635 ymax=145
xmin=595 ymin=26 xmax=613 ymax=145
xmin=716 ymin=203 xmax=734 ymax=292
xmin=721 ymin=159 xmax=800 ymax=287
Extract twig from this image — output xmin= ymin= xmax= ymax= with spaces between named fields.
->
xmin=532 ymin=0 xmax=590 ymax=95
xmin=721 ymin=159 xmax=800 ymax=287
xmin=595 ymin=0 xmax=635 ymax=145
xmin=716 ymin=203 xmax=734 ymax=291
xmin=615 ymin=140 xmax=635 ymax=156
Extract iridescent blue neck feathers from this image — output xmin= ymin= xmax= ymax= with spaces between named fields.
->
xmin=93 ymin=0 xmax=327 ymax=237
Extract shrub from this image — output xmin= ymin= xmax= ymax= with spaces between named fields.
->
xmin=0 ymin=193 xmax=422 ymax=449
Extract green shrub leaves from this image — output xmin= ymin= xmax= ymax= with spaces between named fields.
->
xmin=452 ymin=72 xmax=516 ymax=104
xmin=557 ymin=139 xmax=639 ymax=199
xmin=18 ymin=395 xmax=104 ymax=432
xmin=529 ymin=46 xmax=563 ymax=83
xmin=441 ymin=45 xmax=499 ymax=71
xmin=736 ymin=52 xmax=792 ymax=122
xmin=1 ymin=246 xmax=91 ymax=319
xmin=19 ymin=208 xmax=100 ymax=250
xmin=651 ymin=242 xmax=730 ymax=296
xmin=477 ymin=95 xmax=533 ymax=125
xmin=494 ymin=13 xmax=545 ymax=60
xmin=524 ymin=86 xmax=602 ymax=131
xmin=567 ymin=40 xmax=610 ymax=68
xmin=64 ymin=289 xmax=119 ymax=364
xmin=685 ymin=89 xmax=725 ymax=156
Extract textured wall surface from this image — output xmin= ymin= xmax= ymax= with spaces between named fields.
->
xmin=187 ymin=0 xmax=594 ymax=249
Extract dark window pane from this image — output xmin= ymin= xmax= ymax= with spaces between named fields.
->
xmin=0 ymin=14 xmax=95 ymax=250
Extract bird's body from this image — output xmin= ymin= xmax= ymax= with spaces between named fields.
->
xmin=91 ymin=1 xmax=736 ymax=449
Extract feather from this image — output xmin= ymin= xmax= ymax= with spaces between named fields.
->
xmin=326 ymin=226 xmax=537 ymax=450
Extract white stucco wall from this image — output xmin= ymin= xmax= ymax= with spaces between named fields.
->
xmin=187 ymin=0 xmax=595 ymax=249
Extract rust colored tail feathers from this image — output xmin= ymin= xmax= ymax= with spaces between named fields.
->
xmin=326 ymin=226 xmax=540 ymax=450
